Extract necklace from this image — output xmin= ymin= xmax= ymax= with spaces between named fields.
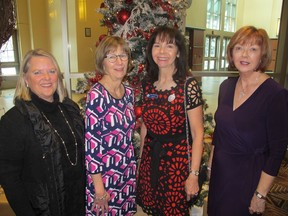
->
xmin=239 ymin=83 xmax=246 ymax=98
xmin=42 ymin=105 xmax=78 ymax=166
xmin=238 ymin=74 xmax=261 ymax=99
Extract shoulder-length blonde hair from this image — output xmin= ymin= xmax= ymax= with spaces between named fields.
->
xmin=227 ymin=26 xmax=272 ymax=72
xmin=95 ymin=36 xmax=133 ymax=75
xmin=14 ymin=49 xmax=67 ymax=103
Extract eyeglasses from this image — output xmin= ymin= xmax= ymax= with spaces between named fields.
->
xmin=104 ymin=54 xmax=129 ymax=63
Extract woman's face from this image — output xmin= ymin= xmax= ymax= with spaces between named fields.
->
xmin=152 ymin=36 xmax=179 ymax=70
xmin=24 ymin=56 xmax=58 ymax=102
xmin=232 ymin=43 xmax=262 ymax=73
xmin=103 ymin=46 xmax=128 ymax=81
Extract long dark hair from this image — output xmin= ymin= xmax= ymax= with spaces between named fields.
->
xmin=145 ymin=26 xmax=189 ymax=82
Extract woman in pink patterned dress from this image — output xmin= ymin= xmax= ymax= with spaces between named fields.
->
xmin=85 ymin=36 xmax=136 ymax=215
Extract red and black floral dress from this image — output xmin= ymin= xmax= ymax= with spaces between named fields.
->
xmin=136 ymin=77 xmax=203 ymax=216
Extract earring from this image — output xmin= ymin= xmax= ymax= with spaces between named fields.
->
xmin=26 ymin=83 xmax=29 ymax=88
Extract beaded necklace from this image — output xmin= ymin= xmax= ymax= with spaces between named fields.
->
xmin=42 ymin=105 xmax=78 ymax=166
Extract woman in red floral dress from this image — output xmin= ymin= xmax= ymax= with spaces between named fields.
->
xmin=136 ymin=26 xmax=204 ymax=216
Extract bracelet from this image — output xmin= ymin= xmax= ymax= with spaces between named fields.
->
xmin=189 ymin=170 xmax=199 ymax=176
xmin=255 ymin=191 xmax=266 ymax=200
xmin=95 ymin=192 xmax=107 ymax=201
xmin=207 ymin=166 xmax=212 ymax=171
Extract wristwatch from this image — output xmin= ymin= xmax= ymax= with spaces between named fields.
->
xmin=255 ymin=191 xmax=266 ymax=200
xmin=189 ymin=170 xmax=199 ymax=176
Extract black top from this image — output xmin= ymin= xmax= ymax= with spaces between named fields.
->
xmin=0 ymin=93 xmax=85 ymax=216
xmin=31 ymin=93 xmax=83 ymax=182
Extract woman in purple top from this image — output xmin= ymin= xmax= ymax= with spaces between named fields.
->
xmin=85 ymin=36 xmax=136 ymax=215
xmin=207 ymin=26 xmax=288 ymax=216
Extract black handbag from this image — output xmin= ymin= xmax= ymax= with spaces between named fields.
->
xmin=184 ymin=78 xmax=208 ymax=205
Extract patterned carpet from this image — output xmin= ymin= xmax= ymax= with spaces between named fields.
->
xmin=264 ymin=159 xmax=288 ymax=216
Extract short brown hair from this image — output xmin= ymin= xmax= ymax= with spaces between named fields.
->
xmin=227 ymin=26 xmax=272 ymax=72
xmin=95 ymin=36 xmax=132 ymax=75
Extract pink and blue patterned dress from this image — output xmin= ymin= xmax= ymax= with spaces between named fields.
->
xmin=85 ymin=82 xmax=136 ymax=216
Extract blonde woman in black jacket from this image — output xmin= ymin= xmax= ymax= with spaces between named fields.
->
xmin=0 ymin=49 xmax=85 ymax=216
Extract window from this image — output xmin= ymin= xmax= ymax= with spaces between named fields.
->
xmin=220 ymin=37 xmax=230 ymax=70
xmin=204 ymin=35 xmax=220 ymax=71
xmin=204 ymin=0 xmax=237 ymax=71
xmin=0 ymin=31 xmax=19 ymax=75
xmin=206 ymin=0 xmax=221 ymax=30
xmin=224 ymin=0 xmax=237 ymax=32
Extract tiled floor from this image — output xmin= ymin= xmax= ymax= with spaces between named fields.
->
xmin=201 ymin=76 xmax=227 ymax=114
xmin=0 ymin=89 xmax=14 ymax=118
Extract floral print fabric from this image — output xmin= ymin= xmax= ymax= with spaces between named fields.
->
xmin=137 ymin=77 xmax=203 ymax=216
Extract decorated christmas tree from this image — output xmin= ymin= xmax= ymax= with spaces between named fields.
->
xmin=76 ymin=0 xmax=193 ymax=161
xmin=76 ymin=0 xmax=213 ymax=207
xmin=76 ymin=0 xmax=191 ymax=104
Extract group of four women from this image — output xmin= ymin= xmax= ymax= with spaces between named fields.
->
xmin=0 ymin=25 xmax=287 ymax=216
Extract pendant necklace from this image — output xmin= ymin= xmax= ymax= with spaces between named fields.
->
xmin=238 ymin=74 xmax=261 ymax=99
xmin=239 ymin=84 xmax=246 ymax=99
xmin=42 ymin=105 xmax=78 ymax=166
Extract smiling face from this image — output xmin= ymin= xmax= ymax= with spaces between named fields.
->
xmin=24 ymin=56 xmax=59 ymax=102
xmin=232 ymin=42 xmax=262 ymax=73
xmin=102 ymin=46 xmax=129 ymax=81
xmin=152 ymin=36 xmax=179 ymax=71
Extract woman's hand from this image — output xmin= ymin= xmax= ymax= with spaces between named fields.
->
xmin=92 ymin=191 xmax=110 ymax=216
xmin=249 ymin=172 xmax=275 ymax=214
xmin=249 ymin=193 xmax=266 ymax=215
xmin=185 ymin=173 xmax=199 ymax=201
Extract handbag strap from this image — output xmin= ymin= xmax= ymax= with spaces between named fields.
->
xmin=184 ymin=78 xmax=191 ymax=172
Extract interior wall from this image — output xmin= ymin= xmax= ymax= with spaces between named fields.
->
xmin=186 ymin=0 xmax=207 ymax=29
xmin=16 ymin=0 xmax=31 ymax=59
xmin=238 ymin=0 xmax=282 ymax=37
xmin=269 ymin=0 xmax=283 ymax=38
xmin=186 ymin=0 xmax=282 ymax=38
xmin=67 ymin=1 xmax=78 ymax=73
xmin=16 ymin=0 xmax=50 ymax=59
xmin=16 ymin=0 xmax=107 ymax=74
xmin=29 ymin=0 xmax=50 ymax=50
xmin=75 ymin=0 xmax=107 ymax=73
xmin=46 ymin=0 xmax=64 ymax=71
xmin=16 ymin=0 xmax=283 ymax=74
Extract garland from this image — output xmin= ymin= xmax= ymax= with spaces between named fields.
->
xmin=0 ymin=0 xmax=16 ymax=49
